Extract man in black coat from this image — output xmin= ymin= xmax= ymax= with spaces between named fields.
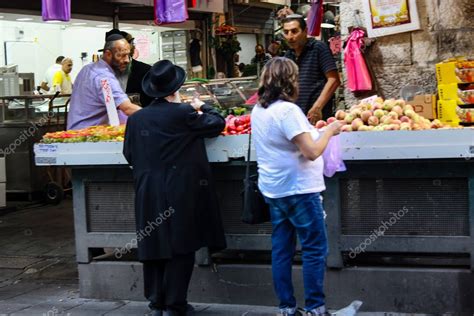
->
xmin=123 ymin=60 xmax=227 ymax=316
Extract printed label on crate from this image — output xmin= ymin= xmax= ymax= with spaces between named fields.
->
xmin=35 ymin=157 xmax=57 ymax=165
xmin=37 ymin=144 xmax=58 ymax=153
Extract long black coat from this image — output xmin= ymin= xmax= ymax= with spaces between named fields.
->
xmin=123 ymin=100 xmax=227 ymax=260
xmin=126 ymin=59 xmax=153 ymax=107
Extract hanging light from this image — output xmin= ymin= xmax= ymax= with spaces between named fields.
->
xmin=296 ymin=4 xmax=312 ymax=18
xmin=321 ymin=11 xmax=335 ymax=29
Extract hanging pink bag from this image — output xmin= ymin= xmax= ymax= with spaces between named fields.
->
xmin=344 ymin=29 xmax=372 ymax=92
xmin=154 ymin=0 xmax=188 ymax=25
xmin=42 ymin=0 xmax=71 ymax=22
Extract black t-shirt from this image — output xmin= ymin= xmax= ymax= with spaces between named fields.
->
xmin=285 ymin=38 xmax=337 ymax=117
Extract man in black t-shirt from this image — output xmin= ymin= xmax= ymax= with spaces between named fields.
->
xmin=283 ymin=15 xmax=340 ymax=124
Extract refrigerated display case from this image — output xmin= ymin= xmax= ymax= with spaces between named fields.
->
xmin=179 ymin=77 xmax=258 ymax=116
xmin=0 ymin=93 xmax=69 ymax=197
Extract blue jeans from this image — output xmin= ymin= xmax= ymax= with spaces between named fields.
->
xmin=264 ymin=193 xmax=328 ymax=312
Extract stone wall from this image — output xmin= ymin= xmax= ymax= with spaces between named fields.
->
xmin=340 ymin=0 xmax=474 ymax=107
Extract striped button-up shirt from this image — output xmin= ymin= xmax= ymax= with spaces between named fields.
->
xmin=285 ymin=38 xmax=337 ymax=116
xmin=67 ymin=59 xmax=129 ymax=130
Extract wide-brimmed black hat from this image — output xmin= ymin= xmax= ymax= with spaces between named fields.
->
xmin=142 ymin=60 xmax=186 ymax=98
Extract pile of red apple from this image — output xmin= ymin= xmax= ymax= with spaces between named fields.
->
xmin=316 ymin=98 xmax=450 ymax=132
xmin=222 ymin=114 xmax=251 ymax=135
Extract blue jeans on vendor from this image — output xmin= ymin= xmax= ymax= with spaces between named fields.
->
xmin=264 ymin=192 xmax=328 ymax=315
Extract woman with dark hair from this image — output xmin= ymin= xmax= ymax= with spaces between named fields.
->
xmin=251 ymin=57 xmax=342 ymax=316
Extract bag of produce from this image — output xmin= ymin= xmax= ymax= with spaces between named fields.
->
xmin=323 ymin=135 xmax=346 ymax=177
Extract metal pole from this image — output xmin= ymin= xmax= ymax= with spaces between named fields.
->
xmin=4 ymin=42 xmax=7 ymax=65
xmin=113 ymin=6 xmax=120 ymax=29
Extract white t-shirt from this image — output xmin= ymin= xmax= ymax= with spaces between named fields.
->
xmin=251 ymin=100 xmax=325 ymax=198
xmin=43 ymin=64 xmax=62 ymax=88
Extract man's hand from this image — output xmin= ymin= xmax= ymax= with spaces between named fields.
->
xmin=307 ymin=106 xmax=323 ymax=125
xmin=190 ymin=97 xmax=205 ymax=111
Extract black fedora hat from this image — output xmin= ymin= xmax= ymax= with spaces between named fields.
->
xmin=142 ymin=60 xmax=186 ymax=98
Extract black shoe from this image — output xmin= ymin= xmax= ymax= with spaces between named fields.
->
xmin=296 ymin=307 xmax=330 ymax=316
xmin=186 ymin=304 xmax=195 ymax=313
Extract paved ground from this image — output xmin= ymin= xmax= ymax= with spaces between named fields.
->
xmin=0 ymin=199 xmax=435 ymax=316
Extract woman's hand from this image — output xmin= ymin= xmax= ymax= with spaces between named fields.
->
xmin=326 ymin=120 xmax=343 ymax=136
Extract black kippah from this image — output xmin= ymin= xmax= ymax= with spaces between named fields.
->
xmin=105 ymin=34 xmax=125 ymax=42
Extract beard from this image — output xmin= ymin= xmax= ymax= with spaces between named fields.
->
xmin=111 ymin=58 xmax=130 ymax=74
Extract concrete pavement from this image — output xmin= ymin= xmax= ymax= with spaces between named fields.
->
xmin=0 ymin=199 xmax=437 ymax=315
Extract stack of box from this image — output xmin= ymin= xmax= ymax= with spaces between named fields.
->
xmin=0 ymin=157 xmax=5 ymax=208
xmin=436 ymin=58 xmax=474 ymax=126
xmin=161 ymin=31 xmax=189 ymax=72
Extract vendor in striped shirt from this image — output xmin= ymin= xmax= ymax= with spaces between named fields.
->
xmin=283 ymin=14 xmax=340 ymax=124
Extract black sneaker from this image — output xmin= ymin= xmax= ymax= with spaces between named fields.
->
xmin=298 ymin=306 xmax=330 ymax=316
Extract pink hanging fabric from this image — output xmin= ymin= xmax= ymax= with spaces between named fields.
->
xmin=154 ymin=0 xmax=188 ymax=25
xmin=42 ymin=0 xmax=71 ymax=22
xmin=307 ymin=0 xmax=324 ymax=37
xmin=344 ymin=28 xmax=372 ymax=92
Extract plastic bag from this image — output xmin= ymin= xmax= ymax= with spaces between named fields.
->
xmin=42 ymin=0 xmax=71 ymax=22
xmin=344 ymin=28 xmax=372 ymax=92
xmin=323 ymin=135 xmax=346 ymax=177
xmin=154 ymin=0 xmax=188 ymax=25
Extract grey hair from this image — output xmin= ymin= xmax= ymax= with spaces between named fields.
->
xmin=103 ymin=41 xmax=115 ymax=52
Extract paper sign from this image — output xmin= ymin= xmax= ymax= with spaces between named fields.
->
xmin=37 ymin=144 xmax=58 ymax=153
xmin=361 ymin=95 xmax=379 ymax=105
xmin=100 ymin=78 xmax=120 ymax=126
xmin=363 ymin=0 xmax=420 ymax=38
xmin=135 ymin=35 xmax=151 ymax=60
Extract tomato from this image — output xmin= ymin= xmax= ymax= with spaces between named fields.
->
xmin=466 ymin=111 xmax=472 ymax=122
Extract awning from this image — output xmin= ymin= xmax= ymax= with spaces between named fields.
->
xmin=0 ymin=0 xmax=216 ymax=22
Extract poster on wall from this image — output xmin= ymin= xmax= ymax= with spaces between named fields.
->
xmin=362 ymin=0 xmax=420 ymax=38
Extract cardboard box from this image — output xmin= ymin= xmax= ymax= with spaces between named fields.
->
xmin=438 ymin=83 xmax=474 ymax=104
xmin=438 ymin=83 xmax=458 ymax=101
xmin=436 ymin=62 xmax=458 ymax=84
xmin=409 ymin=94 xmax=437 ymax=120
xmin=436 ymin=60 xmax=474 ymax=84
xmin=437 ymin=99 xmax=460 ymax=126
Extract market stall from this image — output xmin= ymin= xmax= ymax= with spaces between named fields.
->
xmin=34 ymin=125 xmax=474 ymax=313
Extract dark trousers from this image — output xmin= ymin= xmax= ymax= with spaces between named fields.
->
xmin=143 ymin=252 xmax=195 ymax=315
